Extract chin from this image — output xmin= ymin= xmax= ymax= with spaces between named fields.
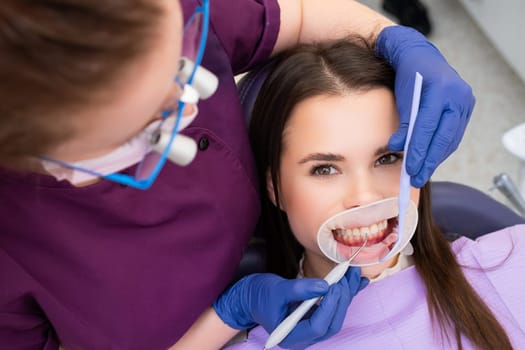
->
xmin=361 ymin=254 xmax=399 ymax=279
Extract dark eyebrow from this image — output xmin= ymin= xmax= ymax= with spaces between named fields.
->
xmin=298 ymin=153 xmax=345 ymax=164
xmin=374 ymin=146 xmax=392 ymax=157
xmin=298 ymin=146 xmax=394 ymax=164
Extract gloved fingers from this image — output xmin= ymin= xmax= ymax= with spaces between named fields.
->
xmin=358 ymin=276 xmax=370 ymax=292
xmin=263 ymin=278 xmax=329 ymax=331
xmin=212 ymin=274 xmax=266 ymax=330
xmin=377 ymin=25 xmax=475 ymax=186
xmin=317 ymin=280 xmax=352 ymax=342
xmin=404 ymin=90 xmax=444 ymax=178
xmin=411 ymin=108 xmax=461 ymax=187
xmin=444 ymin=107 xmax=470 ymax=159
xmin=319 ymin=268 xmax=367 ymax=339
xmin=407 ymin=68 xmax=474 ymax=184
xmin=342 ymin=267 xmax=369 ymax=293
xmin=455 ymin=92 xmax=475 ymax=152
xmin=412 ymin=95 xmax=473 ymax=188
xmin=342 ymin=266 xmax=362 ymax=295
xmin=388 ymin=125 xmax=408 ymax=152
xmin=312 ymin=268 xmax=363 ymax=342
xmin=279 ymin=285 xmax=342 ymax=349
xmin=390 ymin=64 xmax=433 ymax=152
xmin=277 ymin=277 xmax=329 ymax=303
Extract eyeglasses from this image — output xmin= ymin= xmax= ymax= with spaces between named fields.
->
xmin=41 ymin=0 xmax=210 ymax=190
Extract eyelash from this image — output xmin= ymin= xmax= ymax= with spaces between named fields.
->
xmin=375 ymin=152 xmax=403 ymax=166
xmin=310 ymin=164 xmax=338 ymax=176
xmin=309 ymin=153 xmax=403 ymax=176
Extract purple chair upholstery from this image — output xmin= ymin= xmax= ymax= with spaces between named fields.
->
xmin=232 ymin=62 xmax=525 ymax=281
xmin=430 ymin=181 xmax=524 ymax=239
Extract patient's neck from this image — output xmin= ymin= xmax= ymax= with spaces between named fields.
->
xmin=302 ymin=254 xmax=336 ymax=279
xmin=303 ymin=252 xmax=399 ymax=280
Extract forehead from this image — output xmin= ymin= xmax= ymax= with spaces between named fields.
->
xmin=283 ymin=89 xmax=398 ymax=154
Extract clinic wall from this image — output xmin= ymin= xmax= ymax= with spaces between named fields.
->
xmin=357 ymin=0 xmax=525 ymax=211
xmin=459 ymin=0 xmax=525 ymax=83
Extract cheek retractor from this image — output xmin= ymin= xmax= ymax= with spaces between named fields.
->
xmin=317 ymin=197 xmax=418 ymax=266
xmin=263 ymin=233 xmax=369 ymax=350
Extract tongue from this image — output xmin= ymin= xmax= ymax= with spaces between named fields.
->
xmin=381 ymin=233 xmax=398 ymax=246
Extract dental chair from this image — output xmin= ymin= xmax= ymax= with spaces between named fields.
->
xmin=233 ymin=63 xmax=525 ymax=281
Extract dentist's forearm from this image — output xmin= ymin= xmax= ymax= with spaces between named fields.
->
xmin=168 ymin=307 xmax=239 ymax=350
xmin=274 ymin=0 xmax=395 ymax=54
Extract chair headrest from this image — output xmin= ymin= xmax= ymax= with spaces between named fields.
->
xmin=430 ymin=181 xmax=524 ymax=238
xmin=237 ymin=60 xmax=278 ymax=127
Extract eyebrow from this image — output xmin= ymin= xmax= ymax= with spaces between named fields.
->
xmin=298 ymin=145 xmax=392 ymax=164
xmin=298 ymin=153 xmax=344 ymax=164
xmin=374 ymin=145 xmax=391 ymax=156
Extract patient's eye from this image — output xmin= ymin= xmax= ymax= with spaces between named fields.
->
xmin=375 ymin=152 xmax=403 ymax=166
xmin=311 ymin=164 xmax=338 ymax=176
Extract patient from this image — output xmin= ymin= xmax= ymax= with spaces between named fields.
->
xmin=227 ymin=39 xmax=525 ymax=349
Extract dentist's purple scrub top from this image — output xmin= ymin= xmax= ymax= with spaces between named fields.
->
xmin=0 ymin=1 xmax=280 ymax=349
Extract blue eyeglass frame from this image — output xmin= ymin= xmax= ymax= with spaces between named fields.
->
xmin=42 ymin=0 xmax=210 ymax=190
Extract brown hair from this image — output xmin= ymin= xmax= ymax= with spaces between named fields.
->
xmin=0 ymin=0 xmax=163 ymax=168
xmin=249 ymin=38 xmax=513 ymax=350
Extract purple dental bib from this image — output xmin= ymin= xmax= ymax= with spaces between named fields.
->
xmin=227 ymin=225 xmax=525 ymax=349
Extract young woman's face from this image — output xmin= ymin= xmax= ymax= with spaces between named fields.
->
xmin=46 ymin=0 xmax=188 ymax=162
xmin=274 ymin=88 xmax=420 ymax=278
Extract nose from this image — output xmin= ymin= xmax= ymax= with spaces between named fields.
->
xmin=342 ymin=172 xmax=383 ymax=209
xmin=159 ymin=85 xmax=197 ymax=119
xmin=181 ymin=103 xmax=196 ymax=117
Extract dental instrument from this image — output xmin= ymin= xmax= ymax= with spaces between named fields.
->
xmin=263 ymin=234 xmax=369 ymax=350
xmin=492 ymin=173 xmax=525 ymax=216
xmin=501 ymin=122 xmax=525 ymax=201
xmin=381 ymin=72 xmax=423 ymax=262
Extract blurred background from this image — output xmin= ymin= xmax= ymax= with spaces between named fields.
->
xmin=360 ymin=0 xmax=525 ymax=210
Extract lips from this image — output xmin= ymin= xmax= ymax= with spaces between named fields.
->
xmin=317 ymin=197 xmax=418 ymax=265
xmin=331 ymin=217 xmax=399 ymax=247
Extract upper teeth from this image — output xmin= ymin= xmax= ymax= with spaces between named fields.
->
xmin=333 ymin=220 xmax=388 ymax=239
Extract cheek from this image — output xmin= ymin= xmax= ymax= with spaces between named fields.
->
xmin=373 ymin=165 xmax=403 ymax=196
xmin=287 ymin=218 xmax=323 ymax=256
xmin=279 ymin=178 xmax=330 ymax=252
xmin=410 ymin=188 xmax=421 ymax=206
xmin=374 ymin=167 xmax=420 ymax=206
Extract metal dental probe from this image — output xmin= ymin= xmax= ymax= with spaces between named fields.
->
xmin=263 ymin=233 xmax=369 ymax=350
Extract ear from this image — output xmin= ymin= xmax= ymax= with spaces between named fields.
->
xmin=266 ymin=170 xmax=284 ymax=210
xmin=266 ymin=170 xmax=277 ymax=206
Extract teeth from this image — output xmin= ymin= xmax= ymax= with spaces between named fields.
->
xmin=332 ymin=219 xmax=389 ymax=241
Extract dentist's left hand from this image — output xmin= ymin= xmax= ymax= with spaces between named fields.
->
xmin=375 ymin=25 xmax=475 ymax=188
xmin=213 ymin=269 xmax=368 ymax=349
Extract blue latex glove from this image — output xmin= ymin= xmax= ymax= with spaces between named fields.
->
xmin=213 ymin=268 xmax=368 ymax=349
xmin=376 ymin=25 xmax=475 ymax=188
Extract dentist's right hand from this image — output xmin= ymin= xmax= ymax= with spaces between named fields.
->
xmin=213 ymin=267 xmax=368 ymax=349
